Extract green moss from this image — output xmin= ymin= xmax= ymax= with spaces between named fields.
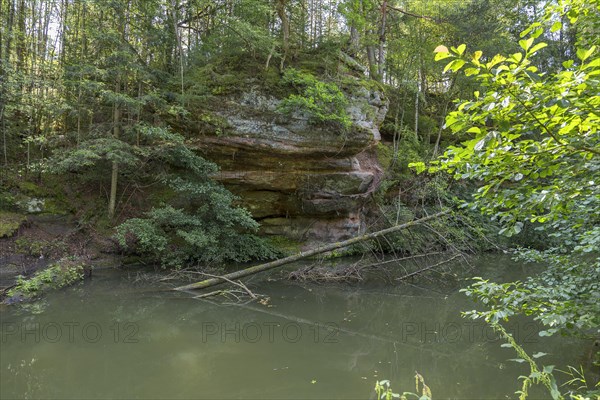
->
xmin=198 ymin=112 xmax=231 ymax=136
xmin=0 ymin=212 xmax=26 ymax=238
xmin=17 ymin=181 xmax=46 ymax=197
xmin=339 ymin=75 xmax=385 ymax=95
xmin=376 ymin=142 xmax=394 ymax=171
xmin=266 ymin=235 xmax=302 ymax=255
xmin=6 ymin=257 xmax=85 ymax=302
xmin=15 ymin=237 xmax=67 ymax=257
xmin=322 ymin=244 xmax=366 ymax=259
xmin=45 ymin=200 xmax=70 ymax=214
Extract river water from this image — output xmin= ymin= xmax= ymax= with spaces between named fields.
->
xmin=0 ymin=255 xmax=592 ymax=399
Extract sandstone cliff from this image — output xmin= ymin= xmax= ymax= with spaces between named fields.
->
xmin=182 ymin=78 xmax=388 ymax=244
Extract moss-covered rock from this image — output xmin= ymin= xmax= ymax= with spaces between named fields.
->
xmin=4 ymin=257 xmax=86 ymax=304
xmin=178 ymin=75 xmax=388 ymax=245
xmin=265 ymin=235 xmax=302 ymax=255
xmin=0 ymin=212 xmax=27 ymax=238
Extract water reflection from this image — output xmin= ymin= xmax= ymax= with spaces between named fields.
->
xmin=0 ymin=255 xmax=591 ymax=399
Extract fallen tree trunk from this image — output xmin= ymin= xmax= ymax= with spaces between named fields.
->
xmin=174 ymin=210 xmax=449 ymax=291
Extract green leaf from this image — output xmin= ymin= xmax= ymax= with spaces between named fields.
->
xmin=408 ymin=162 xmax=427 ymax=174
xmin=486 ymin=54 xmax=506 ymax=68
xmin=444 ymin=59 xmax=466 ymax=73
xmin=550 ymin=21 xmax=562 ymax=32
xmin=542 ymin=365 xmax=555 ymax=374
xmin=576 ymin=46 xmax=596 ymax=61
xmin=567 ymin=8 xmax=578 ymax=23
xmin=465 ymin=68 xmax=480 ymax=76
xmin=530 ymin=28 xmax=544 ymax=39
xmin=532 ymin=352 xmax=548 ymax=359
xmin=519 ymin=26 xmax=532 ymax=38
xmin=583 ymin=58 xmax=600 ymax=69
xmin=456 ymin=44 xmax=467 ymax=56
xmin=525 ymin=70 xmax=541 ymax=81
xmin=514 ymin=221 xmax=523 ymax=234
xmin=434 ymin=51 xmax=452 ymax=61
xmin=529 ymin=42 xmax=547 ymax=54
xmin=519 ymin=38 xmax=534 ymax=51
xmin=549 ymin=375 xmax=560 ymax=400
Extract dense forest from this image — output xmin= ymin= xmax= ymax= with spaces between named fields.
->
xmin=0 ymin=0 xmax=598 ymax=398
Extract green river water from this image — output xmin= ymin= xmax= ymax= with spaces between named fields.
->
xmin=0 ymin=255 xmax=593 ymax=399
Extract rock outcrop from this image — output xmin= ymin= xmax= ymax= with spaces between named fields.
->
xmin=185 ymin=79 xmax=388 ymax=244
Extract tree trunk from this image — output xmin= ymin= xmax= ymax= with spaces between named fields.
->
xmin=414 ymin=67 xmax=420 ymax=140
xmin=377 ymin=0 xmax=387 ymax=81
xmin=1 ymin=0 xmax=15 ymax=165
xmin=1 ymin=105 xmax=6 ymax=166
xmin=174 ymin=211 xmax=449 ymax=291
xmin=349 ymin=25 xmax=360 ymax=56
xmin=60 ymin=0 xmax=68 ymax=66
xmin=171 ymin=0 xmax=184 ymax=101
xmin=276 ymin=0 xmax=289 ymax=70
xmin=108 ymin=79 xmax=121 ymax=220
xmin=16 ymin=0 xmax=25 ymax=77
xmin=366 ymin=41 xmax=378 ymax=81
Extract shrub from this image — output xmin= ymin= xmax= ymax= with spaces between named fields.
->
xmin=278 ymin=68 xmax=352 ymax=130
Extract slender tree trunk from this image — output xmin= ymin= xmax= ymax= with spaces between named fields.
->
xmin=265 ymin=42 xmax=276 ymax=70
xmin=414 ymin=67 xmax=421 ymax=140
xmin=16 ymin=0 xmax=25 ymax=77
xmin=171 ymin=0 xmax=184 ymax=101
xmin=391 ymin=105 xmax=400 ymax=166
xmin=366 ymin=39 xmax=378 ymax=80
xmin=433 ymin=77 xmax=455 ymax=157
xmin=299 ymin=0 xmax=307 ymax=47
xmin=60 ymin=0 xmax=68 ymax=66
xmin=28 ymin=0 xmax=38 ymax=175
xmin=76 ymin=0 xmax=86 ymax=144
xmin=0 ymin=0 xmax=15 ymax=165
xmin=1 ymin=105 xmax=6 ymax=166
xmin=432 ymin=100 xmax=448 ymax=157
xmin=349 ymin=25 xmax=360 ymax=56
xmin=377 ymin=0 xmax=387 ymax=81
xmin=276 ymin=0 xmax=289 ymax=70
xmin=108 ymin=78 xmax=121 ymax=220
